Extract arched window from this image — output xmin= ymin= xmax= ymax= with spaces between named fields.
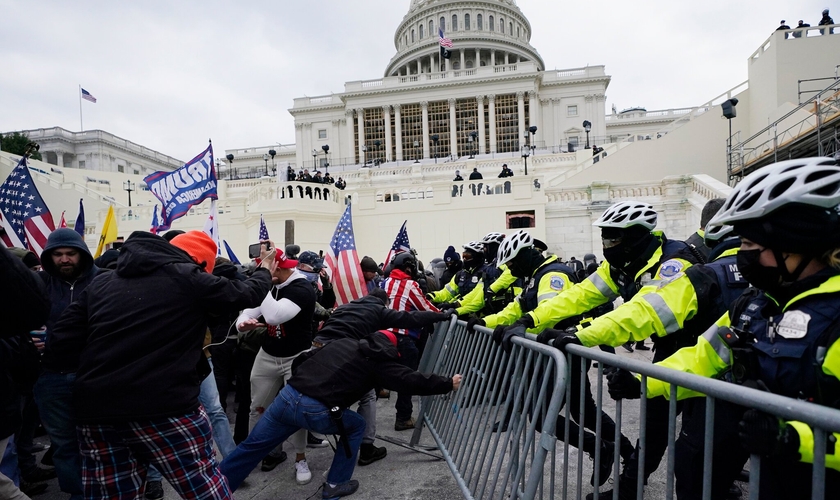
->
xmin=465 ymin=14 xmax=470 ymax=30
xmin=440 ymin=17 xmax=445 ymax=32
xmin=500 ymin=18 xmax=505 ymax=33
xmin=489 ymin=15 xmax=494 ymax=31
xmin=517 ymin=26 xmax=520 ymax=38
xmin=411 ymin=29 xmax=415 ymax=43
xmin=477 ymin=14 xmax=483 ymax=30
xmin=452 ymin=14 xmax=458 ymax=31
xmin=419 ymin=24 xmax=424 ymax=39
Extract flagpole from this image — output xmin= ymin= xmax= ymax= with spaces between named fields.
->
xmin=79 ymin=85 xmax=83 ymax=131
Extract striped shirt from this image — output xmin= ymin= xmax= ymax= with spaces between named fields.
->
xmin=383 ymin=269 xmax=439 ymax=338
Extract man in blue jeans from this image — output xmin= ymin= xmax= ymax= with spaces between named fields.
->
xmin=220 ymin=330 xmax=460 ymax=499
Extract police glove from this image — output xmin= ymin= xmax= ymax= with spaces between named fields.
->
xmin=439 ymin=309 xmax=457 ymax=319
xmin=466 ymin=318 xmax=485 ymax=334
xmin=551 ymin=328 xmax=583 ymax=353
xmin=536 ymin=328 xmax=563 ymax=345
xmin=437 ymin=302 xmax=460 ymax=310
xmin=738 ymin=409 xmax=800 ymax=459
xmin=499 ymin=324 xmax=527 ymax=353
xmin=606 ymin=369 xmax=641 ymax=400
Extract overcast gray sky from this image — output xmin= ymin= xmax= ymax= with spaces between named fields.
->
xmin=0 ymin=0 xmax=832 ymax=161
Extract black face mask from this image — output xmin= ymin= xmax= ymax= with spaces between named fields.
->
xmin=737 ymin=248 xmax=783 ymax=293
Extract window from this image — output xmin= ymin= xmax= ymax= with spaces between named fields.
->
xmin=440 ymin=17 xmax=445 ymax=32
xmin=411 ymin=29 xmax=415 ymax=43
xmin=517 ymin=26 xmax=520 ymax=37
xmin=567 ymin=105 xmax=578 ymax=116
xmin=507 ymin=211 xmax=536 ymax=229
xmin=510 ymin=22 xmax=513 ymax=35
xmin=133 ymin=169 xmax=139 ymax=175
xmin=500 ymin=18 xmax=504 ymax=33
xmin=78 ymin=160 xmax=85 ymax=169
xmin=568 ymin=136 xmax=580 ymax=148
xmin=477 ymin=14 xmax=483 ymax=30
xmin=452 ymin=15 xmax=457 ymax=31
xmin=465 ymin=14 xmax=470 ymax=30
xmin=117 ymin=165 xmax=124 ymax=173
xmin=318 ymin=129 xmax=327 ymax=139
xmin=489 ymin=15 xmax=495 ymax=31
xmin=429 ymin=20 xmax=434 ymax=36
xmin=419 ymin=24 xmax=424 ymax=39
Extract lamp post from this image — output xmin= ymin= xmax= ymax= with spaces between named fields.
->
xmin=226 ymin=153 xmax=234 ymax=180
xmin=721 ymin=98 xmax=739 ymax=181
xmin=321 ymin=144 xmax=330 ymax=173
xmin=312 ymin=149 xmax=318 ymax=171
xmin=521 ymin=145 xmax=531 ymax=176
xmin=431 ymin=134 xmax=439 ymax=163
xmin=123 ymin=180 xmax=135 ymax=207
xmin=582 ymin=120 xmax=592 ymax=149
xmin=528 ymin=126 xmax=538 ymax=156
xmin=215 ymin=158 xmax=222 ymax=180
xmin=268 ymin=149 xmax=276 ymax=176
xmin=413 ymin=140 xmax=420 ymax=163
xmin=263 ymin=153 xmax=270 ymax=177
xmin=361 ymin=145 xmax=368 ymax=166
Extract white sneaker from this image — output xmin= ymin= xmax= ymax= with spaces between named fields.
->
xmin=295 ymin=459 xmax=312 ymax=485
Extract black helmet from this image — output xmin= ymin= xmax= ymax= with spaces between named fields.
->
xmin=391 ymin=252 xmax=417 ymax=273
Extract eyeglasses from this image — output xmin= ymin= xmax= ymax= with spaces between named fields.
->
xmin=602 ymin=237 xmax=623 ymax=249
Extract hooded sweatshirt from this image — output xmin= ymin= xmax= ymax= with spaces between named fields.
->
xmin=47 ymin=231 xmax=273 ymax=423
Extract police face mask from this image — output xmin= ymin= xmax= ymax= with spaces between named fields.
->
xmin=737 ymin=248 xmax=783 ymax=293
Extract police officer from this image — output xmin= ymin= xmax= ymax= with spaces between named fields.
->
xmin=455 ymin=232 xmax=519 ymax=317
xmin=428 ymin=241 xmax=488 ymax=307
xmin=635 ymin=157 xmax=840 ymax=499
xmin=510 ymin=201 xmax=701 ymax=499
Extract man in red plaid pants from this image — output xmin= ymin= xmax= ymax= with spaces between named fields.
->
xmin=47 ymin=232 xmax=275 ymax=499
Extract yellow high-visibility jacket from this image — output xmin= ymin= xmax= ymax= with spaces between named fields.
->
xmin=647 ymin=274 xmax=840 ymax=472
xmin=455 ymin=266 xmax=518 ymax=316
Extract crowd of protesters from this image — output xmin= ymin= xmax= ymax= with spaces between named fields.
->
xmin=286 ymin=167 xmax=345 ymax=190
xmin=4 ymin=156 xmax=840 ymax=500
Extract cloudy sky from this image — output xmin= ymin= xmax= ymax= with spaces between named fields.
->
xmin=0 ymin=0 xmax=832 ymax=161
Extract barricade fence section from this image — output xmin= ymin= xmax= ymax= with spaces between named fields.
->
xmin=411 ymin=320 xmax=839 ymax=500
xmin=411 ymin=319 xmax=569 ymax=500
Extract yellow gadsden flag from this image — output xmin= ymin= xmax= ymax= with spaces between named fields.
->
xmin=94 ymin=205 xmax=118 ymax=258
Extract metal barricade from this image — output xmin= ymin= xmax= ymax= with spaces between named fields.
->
xmin=561 ymin=344 xmax=840 ymax=500
xmin=410 ymin=318 xmax=569 ymax=500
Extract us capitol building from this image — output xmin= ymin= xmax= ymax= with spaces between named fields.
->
xmin=4 ymin=0 xmax=839 ymax=262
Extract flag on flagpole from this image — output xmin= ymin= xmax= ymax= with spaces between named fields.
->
xmin=59 ymin=212 xmax=67 ymax=228
xmin=223 ymin=240 xmax=241 ymax=265
xmin=144 ymin=144 xmax=217 ymax=231
xmin=259 ymin=215 xmax=269 ymax=241
xmin=0 ymin=155 xmax=55 ymax=253
xmin=73 ymin=199 xmax=85 ymax=237
xmin=202 ymin=200 xmax=221 ymax=256
xmin=94 ymin=205 xmax=118 ymax=258
xmin=81 ymin=88 xmax=97 ymax=103
xmin=439 ymin=28 xmax=453 ymax=60
xmin=384 ymin=220 xmax=410 ymax=266
xmin=150 ymin=205 xmax=160 ymax=234
xmin=324 ymin=204 xmax=366 ymax=306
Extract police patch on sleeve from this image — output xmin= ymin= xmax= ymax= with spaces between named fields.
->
xmin=658 ymin=260 xmax=684 ymax=281
xmin=550 ymin=276 xmax=565 ymax=291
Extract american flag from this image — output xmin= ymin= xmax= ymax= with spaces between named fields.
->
xmin=439 ymin=28 xmax=453 ymax=48
xmin=259 ymin=215 xmax=270 ymax=241
xmin=384 ymin=220 xmax=410 ymax=267
xmin=324 ymin=204 xmax=366 ymax=306
xmin=150 ymin=205 xmax=160 ymax=234
xmin=81 ymin=88 xmax=97 ymax=103
xmin=202 ymin=199 xmax=221 ymax=256
xmin=0 ymin=156 xmax=55 ymax=254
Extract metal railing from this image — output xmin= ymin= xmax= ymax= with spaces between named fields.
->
xmin=411 ymin=319 xmax=569 ymax=500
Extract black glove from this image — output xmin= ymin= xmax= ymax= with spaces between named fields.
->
xmin=466 ymin=318 xmax=485 ymax=334
xmin=437 ymin=302 xmax=460 ymax=310
xmin=738 ymin=409 xmax=799 ymax=458
xmin=516 ymin=314 xmax=536 ymax=330
xmin=501 ymin=324 xmax=527 ymax=353
xmin=606 ymin=369 xmax=641 ymax=400
xmin=551 ymin=329 xmax=583 ymax=353
xmin=492 ymin=325 xmax=506 ymax=346
xmin=439 ymin=309 xmax=456 ymax=319
xmin=536 ymin=328 xmax=563 ymax=345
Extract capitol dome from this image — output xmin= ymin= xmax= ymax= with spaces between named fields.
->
xmin=386 ymin=0 xmax=544 ymax=77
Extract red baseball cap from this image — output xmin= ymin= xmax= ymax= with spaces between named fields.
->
xmin=275 ymin=248 xmax=298 ymax=269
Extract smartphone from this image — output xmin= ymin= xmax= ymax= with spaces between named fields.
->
xmin=249 ymin=241 xmax=272 ymax=259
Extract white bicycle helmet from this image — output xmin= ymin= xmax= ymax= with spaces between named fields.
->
xmin=463 ymin=241 xmax=484 ymax=254
xmin=496 ymin=230 xmax=534 ymax=266
xmin=703 ymin=223 xmax=735 ymax=245
xmin=481 ymin=232 xmax=506 ymax=244
xmin=710 ymin=157 xmax=840 ymax=226
xmin=593 ymin=201 xmax=658 ymax=230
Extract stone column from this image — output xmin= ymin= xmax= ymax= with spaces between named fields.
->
xmin=345 ymin=109 xmax=355 ymax=163
xmin=552 ymin=98 xmax=561 ymax=148
xmin=383 ymin=105 xmax=393 ymax=162
xmin=528 ymin=91 xmax=538 ymax=141
xmin=585 ymin=94 xmax=595 ymax=146
xmin=356 ymin=108 xmax=365 ymax=164
xmin=55 ymin=150 xmax=64 ymax=168
xmin=295 ymin=123 xmax=304 ymax=168
xmin=490 ymin=50 xmax=496 ymax=66
xmin=488 ymin=94 xmax=497 ymax=153
xmin=595 ymin=94 xmax=607 ymax=144
xmin=476 ymin=95 xmax=486 ymax=154
xmin=421 ymin=101 xmax=430 ymax=159
xmin=430 ymin=54 xmax=435 ymax=73
xmin=475 ymin=48 xmax=481 ymax=68
xmin=504 ymin=52 xmax=509 ymax=65
xmin=448 ymin=97 xmax=458 ymax=157
xmin=394 ymin=104 xmax=403 ymax=161
xmin=445 ymin=55 xmax=451 ymax=72
xmin=417 ymin=59 xmax=422 ymax=75
xmin=302 ymin=123 xmax=312 ymax=168
xmin=460 ymin=50 xmax=465 ymax=71
xmin=517 ymin=91 xmax=526 ymax=149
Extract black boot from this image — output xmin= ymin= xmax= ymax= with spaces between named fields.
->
xmin=358 ymin=443 xmax=387 ymax=466
xmin=587 ymin=440 xmax=616 ymax=487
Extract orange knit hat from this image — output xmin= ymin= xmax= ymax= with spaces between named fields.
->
xmin=170 ymin=231 xmax=217 ymax=273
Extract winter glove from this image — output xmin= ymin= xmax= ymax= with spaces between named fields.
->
xmin=439 ymin=309 xmax=457 ymax=319
xmin=551 ymin=328 xmax=583 ymax=353
xmin=501 ymin=324 xmax=527 ymax=353
xmin=437 ymin=302 xmax=460 ymax=310
xmin=536 ymin=328 xmax=563 ymax=346
xmin=492 ymin=325 xmax=507 ymax=346
xmin=606 ymin=369 xmax=641 ymax=400
xmin=738 ymin=409 xmax=799 ymax=459
xmin=516 ymin=314 xmax=536 ymax=330
xmin=466 ymin=318 xmax=486 ymax=334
